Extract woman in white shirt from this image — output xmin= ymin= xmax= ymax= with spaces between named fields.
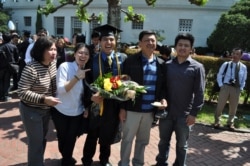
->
xmin=52 ymin=43 xmax=91 ymax=166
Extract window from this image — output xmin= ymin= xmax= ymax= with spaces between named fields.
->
xmin=24 ymin=17 xmax=31 ymax=26
xmin=54 ymin=17 xmax=64 ymax=37
xmin=90 ymin=19 xmax=101 ymax=33
xmin=91 ymin=20 xmax=100 ymax=29
xmin=71 ymin=17 xmax=82 ymax=36
xmin=132 ymin=21 xmax=143 ymax=30
xmin=179 ymin=19 xmax=193 ymax=32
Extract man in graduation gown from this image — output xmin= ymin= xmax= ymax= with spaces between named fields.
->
xmin=82 ymin=24 xmax=127 ymax=166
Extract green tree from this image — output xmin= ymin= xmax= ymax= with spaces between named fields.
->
xmin=0 ymin=11 xmax=10 ymax=33
xmin=39 ymin=0 xmax=208 ymax=28
xmin=207 ymin=0 xmax=250 ymax=54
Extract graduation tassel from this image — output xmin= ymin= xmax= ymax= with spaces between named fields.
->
xmin=99 ymin=101 xmax=104 ymax=116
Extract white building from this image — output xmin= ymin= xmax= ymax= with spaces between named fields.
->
xmin=3 ymin=0 xmax=239 ymax=47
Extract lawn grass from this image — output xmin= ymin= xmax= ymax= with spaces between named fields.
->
xmin=196 ymin=101 xmax=250 ymax=129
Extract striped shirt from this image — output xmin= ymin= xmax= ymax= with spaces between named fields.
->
xmin=18 ymin=60 xmax=57 ymax=109
xmin=141 ymin=56 xmax=157 ymax=112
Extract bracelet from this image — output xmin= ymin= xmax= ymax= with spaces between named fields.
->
xmin=74 ymin=75 xmax=80 ymax=81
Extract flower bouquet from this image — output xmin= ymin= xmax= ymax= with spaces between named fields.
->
xmin=86 ymin=72 xmax=147 ymax=101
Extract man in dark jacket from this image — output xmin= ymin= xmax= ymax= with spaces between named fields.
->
xmin=81 ymin=24 xmax=127 ymax=166
xmin=0 ymin=33 xmax=19 ymax=99
xmin=118 ymin=30 xmax=167 ymax=166
xmin=17 ymin=30 xmax=30 ymax=80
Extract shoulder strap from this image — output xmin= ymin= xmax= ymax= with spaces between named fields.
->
xmin=223 ymin=62 xmax=229 ymax=75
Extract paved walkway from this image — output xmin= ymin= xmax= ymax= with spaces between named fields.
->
xmin=0 ymin=94 xmax=250 ymax=166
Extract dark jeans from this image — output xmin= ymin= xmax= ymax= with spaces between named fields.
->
xmin=156 ymin=117 xmax=191 ymax=166
xmin=9 ymin=64 xmax=19 ymax=89
xmin=0 ymin=68 xmax=11 ymax=99
xmin=19 ymin=102 xmax=50 ymax=166
xmin=51 ymin=107 xmax=82 ymax=165
xmin=82 ymin=127 xmax=111 ymax=165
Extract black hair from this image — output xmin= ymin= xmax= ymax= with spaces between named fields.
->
xmin=36 ymin=27 xmax=47 ymax=35
xmin=76 ymin=33 xmax=86 ymax=44
xmin=174 ymin=33 xmax=194 ymax=47
xmin=31 ymin=36 xmax=56 ymax=62
xmin=138 ymin=30 xmax=156 ymax=41
xmin=232 ymin=48 xmax=243 ymax=55
xmin=159 ymin=45 xmax=171 ymax=56
xmin=74 ymin=42 xmax=89 ymax=53
xmin=2 ymin=33 xmax=11 ymax=43
xmin=91 ymin=32 xmax=100 ymax=38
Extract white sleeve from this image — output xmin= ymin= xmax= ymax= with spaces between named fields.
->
xmin=24 ymin=43 xmax=34 ymax=63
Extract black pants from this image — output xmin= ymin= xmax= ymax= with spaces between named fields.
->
xmin=9 ymin=64 xmax=19 ymax=89
xmin=0 ymin=68 xmax=11 ymax=99
xmin=51 ymin=107 xmax=82 ymax=165
xmin=82 ymin=127 xmax=111 ymax=165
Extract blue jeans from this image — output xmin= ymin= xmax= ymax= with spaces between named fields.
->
xmin=156 ymin=117 xmax=191 ymax=166
xmin=19 ymin=102 xmax=50 ymax=166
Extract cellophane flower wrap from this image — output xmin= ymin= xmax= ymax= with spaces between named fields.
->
xmin=87 ymin=72 xmax=147 ymax=101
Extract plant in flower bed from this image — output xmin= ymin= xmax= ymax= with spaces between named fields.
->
xmin=88 ymin=72 xmax=147 ymax=101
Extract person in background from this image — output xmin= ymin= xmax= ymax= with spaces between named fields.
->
xmin=25 ymin=28 xmax=48 ymax=64
xmin=214 ymin=48 xmax=247 ymax=131
xmin=0 ymin=33 xmax=19 ymax=94
xmin=152 ymin=44 xmax=172 ymax=126
xmin=81 ymin=24 xmax=127 ymax=166
xmin=18 ymin=36 xmax=61 ymax=166
xmin=17 ymin=30 xmax=31 ymax=81
xmin=88 ymin=31 xmax=100 ymax=56
xmin=118 ymin=30 xmax=167 ymax=166
xmin=51 ymin=43 xmax=91 ymax=166
xmin=0 ymin=49 xmax=10 ymax=102
xmin=154 ymin=33 xmax=205 ymax=166
xmin=72 ymin=33 xmax=86 ymax=46
xmin=221 ymin=50 xmax=232 ymax=58
xmin=56 ymin=37 xmax=66 ymax=68
xmin=158 ymin=45 xmax=172 ymax=62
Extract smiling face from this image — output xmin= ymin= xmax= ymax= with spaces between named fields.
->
xmin=42 ymin=43 xmax=57 ymax=65
xmin=231 ymin=49 xmax=242 ymax=63
xmin=100 ymin=36 xmax=116 ymax=55
xmin=175 ymin=39 xmax=192 ymax=59
xmin=74 ymin=46 xmax=90 ymax=68
xmin=139 ymin=34 xmax=157 ymax=58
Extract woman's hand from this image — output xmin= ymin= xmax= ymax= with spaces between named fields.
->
xmin=75 ymin=67 xmax=91 ymax=80
xmin=44 ymin=96 xmax=61 ymax=106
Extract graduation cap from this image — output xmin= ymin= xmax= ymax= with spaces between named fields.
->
xmin=93 ymin=24 xmax=122 ymax=38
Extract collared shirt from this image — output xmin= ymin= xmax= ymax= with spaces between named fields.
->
xmin=166 ymin=56 xmax=205 ymax=117
xmin=55 ymin=61 xmax=85 ymax=116
xmin=217 ymin=61 xmax=247 ymax=90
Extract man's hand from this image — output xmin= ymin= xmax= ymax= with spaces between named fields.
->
xmin=119 ymin=109 xmax=127 ymax=122
xmin=186 ymin=115 xmax=196 ymax=126
xmin=91 ymin=92 xmax=103 ymax=104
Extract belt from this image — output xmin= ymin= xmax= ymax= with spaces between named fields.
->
xmin=224 ymin=83 xmax=239 ymax=88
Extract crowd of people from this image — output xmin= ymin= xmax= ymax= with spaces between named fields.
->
xmin=0 ymin=24 xmax=246 ymax=166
